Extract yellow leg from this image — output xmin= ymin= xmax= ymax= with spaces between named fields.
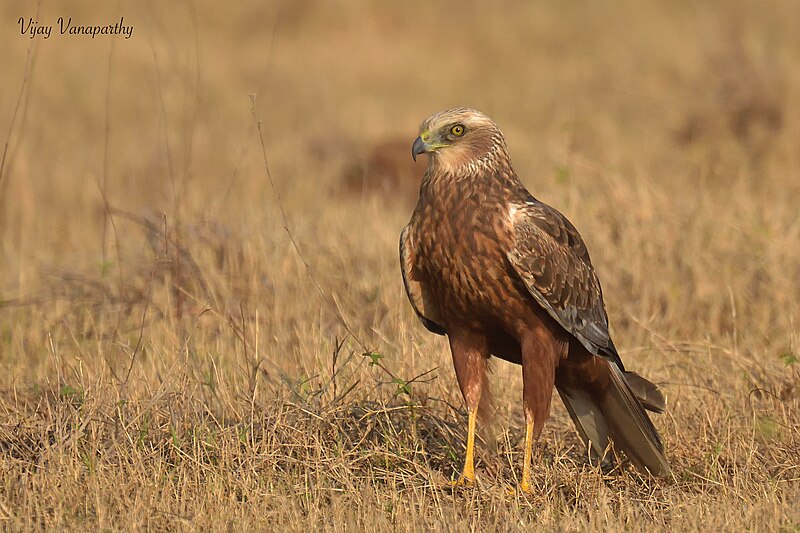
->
xmin=520 ymin=418 xmax=534 ymax=493
xmin=453 ymin=408 xmax=478 ymax=486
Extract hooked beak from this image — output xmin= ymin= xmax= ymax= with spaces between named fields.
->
xmin=411 ymin=136 xmax=429 ymax=162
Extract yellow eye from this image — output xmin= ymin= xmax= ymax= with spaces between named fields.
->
xmin=450 ymin=125 xmax=465 ymax=137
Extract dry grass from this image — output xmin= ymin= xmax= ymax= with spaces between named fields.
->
xmin=1 ymin=0 xmax=799 ymax=530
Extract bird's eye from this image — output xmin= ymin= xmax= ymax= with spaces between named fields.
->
xmin=450 ymin=125 xmax=465 ymax=137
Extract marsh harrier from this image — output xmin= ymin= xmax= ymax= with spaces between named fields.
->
xmin=400 ymin=108 xmax=669 ymax=491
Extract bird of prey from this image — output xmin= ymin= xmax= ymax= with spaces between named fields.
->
xmin=400 ymin=108 xmax=669 ymax=491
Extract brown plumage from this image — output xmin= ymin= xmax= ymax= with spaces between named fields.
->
xmin=400 ymin=108 xmax=670 ymax=489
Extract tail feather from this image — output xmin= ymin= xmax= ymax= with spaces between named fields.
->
xmin=624 ymin=371 xmax=666 ymax=413
xmin=557 ymin=360 xmax=670 ymax=477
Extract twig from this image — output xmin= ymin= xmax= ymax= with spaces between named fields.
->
xmin=0 ymin=0 xmax=41 ymax=200
xmin=249 ymin=95 xmax=369 ymax=353
xmin=121 ymin=259 xmax=157 ymax=390
xmin=96 ymin=37 xmax=126 ymax=345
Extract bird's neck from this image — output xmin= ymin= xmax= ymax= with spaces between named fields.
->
xmin=420 ymin=143 xmax=521 ymax=200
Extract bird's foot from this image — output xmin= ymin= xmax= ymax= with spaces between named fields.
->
xmin=450 ymin=474 xmax=476 ymax=489
xmin=505 ymin=478 xmax=534 ymax=496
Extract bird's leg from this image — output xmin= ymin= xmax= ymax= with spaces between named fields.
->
xmin=457 ymin=407 xmax=479 ymax=485
xmin=452 ymin=389 xmax=481 ymax=487
xmin=517 ymin=328 xmax=562 ymax=493
xmin=448 ymin=332 xmax=488 ymax=487
xmin=520 ymin=415 xmax=534 ymax=493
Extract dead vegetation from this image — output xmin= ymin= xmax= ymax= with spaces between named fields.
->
xmin=1 ymin=0 xmax=799 ymax=531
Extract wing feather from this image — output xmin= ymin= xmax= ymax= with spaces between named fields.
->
xmin=400 ymin=226 xmax=446 ymax=335
xmin=506 ymin=201 xmax=622 ymax=365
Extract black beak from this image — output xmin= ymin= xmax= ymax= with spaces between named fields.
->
xmin=411 ymin=136 xmax=427 ymax=162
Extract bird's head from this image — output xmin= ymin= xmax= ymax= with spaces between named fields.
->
xmin=411 ymin=108 xmax=505 ymax=172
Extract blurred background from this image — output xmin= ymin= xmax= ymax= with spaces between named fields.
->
xmin=2 ymin=0 xmax=799 ymax=402
xmin=2 ymin=0 xmax=799 ymax=404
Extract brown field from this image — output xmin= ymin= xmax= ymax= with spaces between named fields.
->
xmin=1 ymin=0 xmax=799 ymax=530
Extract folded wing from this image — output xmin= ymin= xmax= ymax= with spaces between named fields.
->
xmin=505 ymin=199 xmax=622 ymax=366
xmin=400 ymin=226 xmax=446 ymax=335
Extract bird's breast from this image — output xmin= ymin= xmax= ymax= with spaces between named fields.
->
xmin=413 ymin=189 xmax=518 ymax=325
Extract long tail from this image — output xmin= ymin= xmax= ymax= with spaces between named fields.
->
xmin=556 ymin=357 xmax=671 ymax=477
